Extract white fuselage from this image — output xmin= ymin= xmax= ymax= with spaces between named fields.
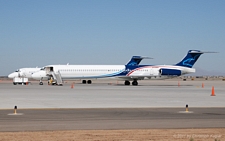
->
xmin=52 ymin=65 xmax=125 ymax=79
xmin=32 ymin=65 xmax=195 ymax=81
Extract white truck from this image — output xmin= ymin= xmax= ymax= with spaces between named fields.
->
xmin=13 ymin=77 xmax=28 ymax=85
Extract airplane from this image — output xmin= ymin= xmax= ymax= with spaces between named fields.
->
xmin=31 ymin=50 xmax=214 ymax=86
xmin=8 ymin=67 xmax=43 ymax=84
xmin=30 ymin=56 xmax=151 ymax=85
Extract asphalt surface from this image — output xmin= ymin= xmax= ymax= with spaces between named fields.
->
xmin=0 ymin=108 xmax=225 ymax=131
xmin=0 ymin=80 xmax=224 ymax=131
xmin=0 ymin=80 xmax=225 ymax=108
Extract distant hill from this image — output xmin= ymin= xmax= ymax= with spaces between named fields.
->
xmin=186 ymin=67 xmax=225 ymax=76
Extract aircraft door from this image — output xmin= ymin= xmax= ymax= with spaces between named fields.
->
xmin=149 ymin=68 xmax=153 ymax=76
xmin=45 ymin=67 xmax=54 ymax=75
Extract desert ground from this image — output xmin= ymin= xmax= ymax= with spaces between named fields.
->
xmin=0 ymin=129 xmax=224 ymax=141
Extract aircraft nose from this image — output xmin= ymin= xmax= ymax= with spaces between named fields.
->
xmin=8 ymin=72 xmax=18 ymax=78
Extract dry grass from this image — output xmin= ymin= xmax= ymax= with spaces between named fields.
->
xmin=0 ymin=129 xmax=224 ymax=141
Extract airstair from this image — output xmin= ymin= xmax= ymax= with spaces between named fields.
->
xmin=51 ymin=71 xmax=63 ymax=85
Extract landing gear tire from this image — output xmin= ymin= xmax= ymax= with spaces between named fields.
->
xmin=87 ymin=80 xmax=92 ymax=84
xmin=132 ymin=80 xmax=138 ymax=86
xmin=13 ymin=82 xmax=17 ymax=85
xmin=124 ymin=80 xmax=130 ymax=85
xmin=82 ymin=80 xmax=86 ymax=84
xmin=39 ymin=82 xmax=43 ymax=85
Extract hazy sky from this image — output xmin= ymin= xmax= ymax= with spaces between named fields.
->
xmin=1 ymin=0 xmax=225 ymax=76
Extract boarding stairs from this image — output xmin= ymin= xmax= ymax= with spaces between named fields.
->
xmin=51 ymin=71 xmax=63 ymax=85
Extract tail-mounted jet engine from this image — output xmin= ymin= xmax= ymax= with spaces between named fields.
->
xmin=159 ymin=68 xmax=182 ymax=76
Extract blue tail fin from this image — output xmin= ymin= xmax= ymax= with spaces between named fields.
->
xmin=126 ymin=56 xmax=152 ymax=66
xmin=176 ymin=50 xmax=204 ymax=68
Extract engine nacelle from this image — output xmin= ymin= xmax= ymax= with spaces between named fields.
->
xmin=159 ymin=68 xmax=181 ymax=76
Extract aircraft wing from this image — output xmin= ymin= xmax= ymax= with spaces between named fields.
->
xmin=116 ymin=76 xmax=145 ymax=81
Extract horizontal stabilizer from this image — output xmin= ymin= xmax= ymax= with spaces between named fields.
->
xmin=187 ymin=51 xmax=218 ymax=54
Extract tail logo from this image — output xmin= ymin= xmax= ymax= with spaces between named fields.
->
xmin=128 ymin=62 xmax=137 ymax=66
xmin=182 ymin=54 xmax=200 ymax=67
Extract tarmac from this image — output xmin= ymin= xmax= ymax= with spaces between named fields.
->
xmin=0 ymin=80 xmax=224 ymax=131
xmin=0 ymin=80 xmax=224 ymax=109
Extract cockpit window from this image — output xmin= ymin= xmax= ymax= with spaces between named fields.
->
xmin=15 ymin=69 xmax=20 ymax=72
xmin=40 ymin=67 xmax=45 ymax=70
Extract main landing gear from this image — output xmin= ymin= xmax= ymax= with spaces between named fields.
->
xmin=124 ymin=80 xmax=138 ymax=86
xmin=82 ymin=80 xmax=92 ymax=84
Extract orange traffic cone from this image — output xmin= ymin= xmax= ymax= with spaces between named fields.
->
xmin=211 ymin=86 xmax=215 ymax=96
xmin=202 ymin=83 xmax=204 ymax=88
xmin=71 ymin=83 xmax=74 ymax=89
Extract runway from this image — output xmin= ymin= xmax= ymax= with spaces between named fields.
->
xmin=1 ymin=108 xmax=225 ymax=132
xmin=0 ymin=80 xmax=225 ymax=132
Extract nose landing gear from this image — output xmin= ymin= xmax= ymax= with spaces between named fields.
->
xmin=39 ymin=78 xmax=43 ymax=85
xmin=39 ymin=81 xmax=43 ymax=85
